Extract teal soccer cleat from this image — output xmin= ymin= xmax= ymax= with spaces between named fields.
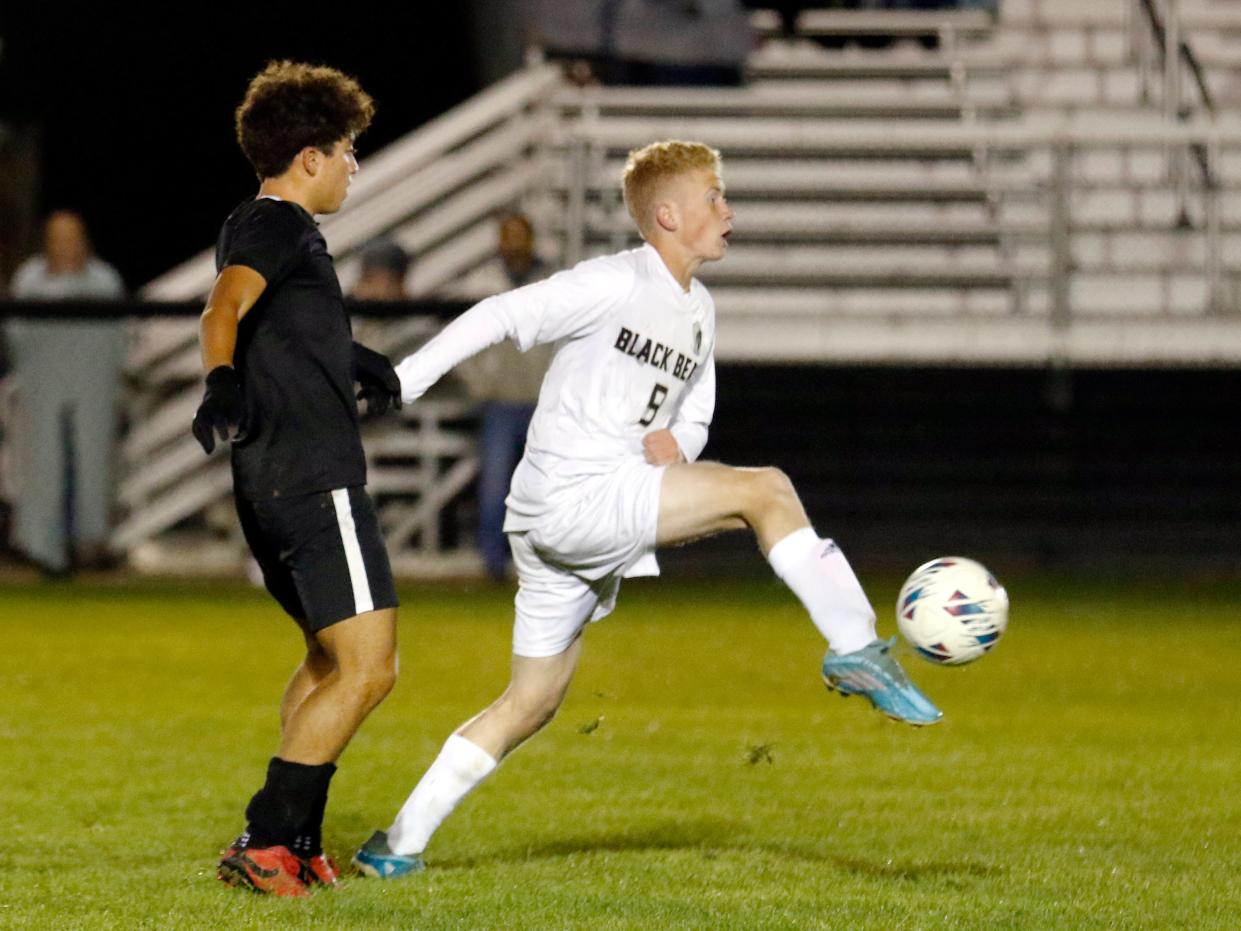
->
xmin=352 ymin=830 xmax=425 ymax=879
xmin=821 ymin=637 xmax=943 ymax=726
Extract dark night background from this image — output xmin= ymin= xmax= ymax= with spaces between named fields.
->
xmin=0 ymin=5 xmax=483 ymax=289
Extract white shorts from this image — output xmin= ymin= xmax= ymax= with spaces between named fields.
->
xmin=509 ymin=458 xmax=666 ymax=658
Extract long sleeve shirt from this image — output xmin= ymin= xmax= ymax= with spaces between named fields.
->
xmin=396 ymin=243 xmax=716 ymax=530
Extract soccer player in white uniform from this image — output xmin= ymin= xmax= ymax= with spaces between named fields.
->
xmin=353 ymin=140 xmax=941 ymax=879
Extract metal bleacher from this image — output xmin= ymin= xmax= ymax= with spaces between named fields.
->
xmin=114 ymin=0 xmax=1241 ymax=572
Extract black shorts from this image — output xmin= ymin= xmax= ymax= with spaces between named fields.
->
xmin=236 ymin=486 xmax=398 ymax=631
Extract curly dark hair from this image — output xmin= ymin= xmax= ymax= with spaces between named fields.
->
xmin=235 ymin=61 xmax=375 ymax=180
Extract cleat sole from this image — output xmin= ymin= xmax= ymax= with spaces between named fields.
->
xmin=217 ymin=850 xmax=310 ymax=898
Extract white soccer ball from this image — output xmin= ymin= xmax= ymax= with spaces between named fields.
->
xmin=896 ymin=557 xmax=1008 ymax=666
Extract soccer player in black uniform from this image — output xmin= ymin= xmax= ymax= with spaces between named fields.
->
xmin=191 ymin=61 xmax=403 ymax=897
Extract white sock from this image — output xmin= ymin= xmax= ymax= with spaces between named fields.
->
xmin=767 ymin=527 xmax=877 ymax=655
xmin=386 ymin=734 xmax=498 ymax=856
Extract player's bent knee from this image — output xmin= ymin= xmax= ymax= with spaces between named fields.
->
xmin=739 ymin=466 xmax=798 ymax=518
xmin=762 ymin=465 xmax=796 ymax=496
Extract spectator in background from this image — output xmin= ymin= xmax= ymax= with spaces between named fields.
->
xmin=352 ymin=237 xmax=412 ymax=302
xmin=348 ymin=239 xmax=412 ymax=397
xmin=5 ymin=210 xmax=125 ymax=575
xmin=529 ymin=0 xmax=754 ymax=87
xmin=525 ymin=0 xmax=618 ymax=85
xmin=455 ymin=212 xmax=553 ymax=580
xmin=10 ymin=211 xmax=124 ymax=300
xmin=614 ymin=0 xmax=755 ymax=86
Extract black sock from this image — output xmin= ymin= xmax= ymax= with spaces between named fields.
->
xmin=293 ymin=765 xmax=336 ymax=857
xmin=244 ymin=757 xmax=336 ymax=851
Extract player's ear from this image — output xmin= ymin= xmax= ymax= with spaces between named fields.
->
xmin=300 ymin=146 xmax=321 ymax=177
xmin=654 ymin=200 xmax=678 ymax=233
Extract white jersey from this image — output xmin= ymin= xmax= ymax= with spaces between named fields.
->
xmin=395 ymin=243 xmax=716 ymax=531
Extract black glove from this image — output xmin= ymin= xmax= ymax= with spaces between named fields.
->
xmin=353 ymin=342 xmax=403 ymax=416
xmin=191 ymin=365 xmax=243 ymax=454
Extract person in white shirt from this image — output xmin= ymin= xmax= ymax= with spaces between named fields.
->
xmin=5 ymin=210 xmax=126 ymax=576
xmin=353 ymin=140 xmax=941 ymax=879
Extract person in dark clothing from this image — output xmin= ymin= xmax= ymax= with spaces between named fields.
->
xmin=351 ymin=237 xmax=412 ymax=302
xmin=191 ymin=60 xmax=403 ymax=898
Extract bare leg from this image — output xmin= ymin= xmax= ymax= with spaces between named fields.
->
xmin=280 ymin=626 xmax=335 ymax=733
xmin=384 ymin=637 xmax=583 ymax=857
xmin=657 ymin=461 xmax=876 ymax=654
xmin=459 ymin=635 xmax=583 ymax=761
xmin=656 ymin=461 xmax=810 ymax=552
xmin=278 ymin=607 xmax=398 ymax=765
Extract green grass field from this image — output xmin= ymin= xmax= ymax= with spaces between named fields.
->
xmin=1 ymin=572 xmax=1239 ymax=929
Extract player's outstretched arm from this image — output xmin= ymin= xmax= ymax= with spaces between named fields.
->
xmin=192 ymin=265 xmax=266 ymax=453
xmin=396 ymin=256 xmax=634 ymax=406
xmin=393 ymin=297 xmax=514 ymax=405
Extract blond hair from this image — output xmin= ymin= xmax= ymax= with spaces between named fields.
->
xmin=622 ymin=140 xmax=723 ymax=236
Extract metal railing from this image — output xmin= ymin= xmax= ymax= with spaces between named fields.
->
xmin=143 ymin=61 xmax=564 ymax=301
xmin=1131 ymin=0 xmax=1223 ymax=225
xmin=1133 ymin=0 xmax=1218 ymax=121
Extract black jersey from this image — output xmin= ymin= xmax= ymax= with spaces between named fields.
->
xmin=215 ymin=197 xmax=366 ymax=499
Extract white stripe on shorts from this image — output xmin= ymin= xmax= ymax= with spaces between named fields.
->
xmin=331 ymin=488 xmax=374 ymax=615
